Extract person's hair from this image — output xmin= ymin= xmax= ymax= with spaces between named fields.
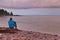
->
xmin=10 ymin=18 xmax=12 ymax=20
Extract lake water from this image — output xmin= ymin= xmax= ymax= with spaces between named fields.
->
xmin=4 ymin=8 xmax=60 ymax=15
xmin=0 ymin=16 xmax=60 ymax=35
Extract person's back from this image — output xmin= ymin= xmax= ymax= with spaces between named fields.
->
xmin=8 ymin=18 xmax=16 ymax=29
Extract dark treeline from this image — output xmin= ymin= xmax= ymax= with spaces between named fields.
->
xmin=0 ymin=9 xmax=13 ymax=16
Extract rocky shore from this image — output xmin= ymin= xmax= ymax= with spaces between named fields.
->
xmin=0 ymin=27 xmax=60 ymax=40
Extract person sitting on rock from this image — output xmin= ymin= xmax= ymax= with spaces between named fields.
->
xmin=8 ymin=18 xmax=17 ymax=29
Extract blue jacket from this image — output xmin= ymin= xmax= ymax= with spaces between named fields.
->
xmin=8 ymin=20 xmax=15 ymax=28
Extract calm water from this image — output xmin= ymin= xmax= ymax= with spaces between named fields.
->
xmin=0 ymin=16 xmax=60 ymax=35
xmin=4 ymin=8 xmax=60 ymax=15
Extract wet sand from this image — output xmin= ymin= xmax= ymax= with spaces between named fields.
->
xmin=0 ymin=27 xmax=60 ymax=40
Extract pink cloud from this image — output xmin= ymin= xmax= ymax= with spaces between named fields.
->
xmin=0 ymin=0 xmax=60 ymax=8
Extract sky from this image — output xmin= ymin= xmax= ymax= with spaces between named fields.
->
xmin=0 ymin=0 xmax=60 ymax=8
xmin=0 ymin=0 xmax=60 ymax=15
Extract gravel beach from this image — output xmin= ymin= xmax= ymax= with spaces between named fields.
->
xmin=0 ymin=27 xmax=60 ymax=40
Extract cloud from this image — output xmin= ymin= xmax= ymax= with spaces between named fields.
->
xmin=0 ymin=0 xmax=60 ymax=9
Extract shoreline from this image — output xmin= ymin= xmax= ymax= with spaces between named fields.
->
xmin=0 ymin=27 xmax=60 ymax=40
xmin=0 ymin=16 xmax=60 ymax=38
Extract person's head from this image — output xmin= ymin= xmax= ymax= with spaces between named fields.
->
xmin=10 ymin=18 xmax=12 ymax=20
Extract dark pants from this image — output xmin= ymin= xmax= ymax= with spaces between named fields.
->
xmin=14 ymin=22 xmax=17 ymax=29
